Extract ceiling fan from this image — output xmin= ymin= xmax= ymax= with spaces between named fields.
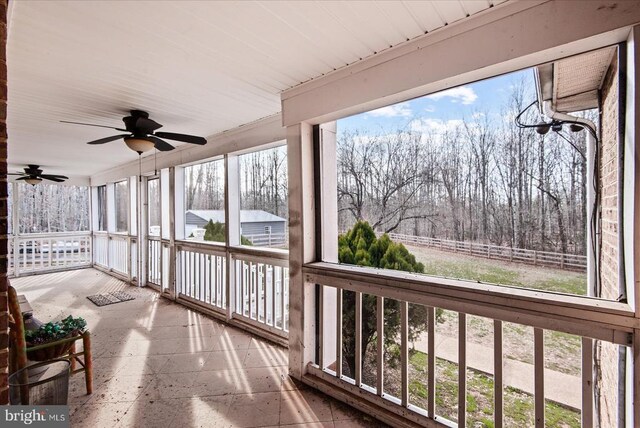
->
xmin=9 ymin=165 xmax=68 ymax=185
xmin=61 ymin=110 xmax=207 ymax=154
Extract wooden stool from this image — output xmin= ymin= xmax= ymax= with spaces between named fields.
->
xmin=7 ymin=285 xmax=93 ymax=395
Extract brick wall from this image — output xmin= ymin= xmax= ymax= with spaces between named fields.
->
xmin=0 ymin=0 xmax=7 ymax=405
xmin=596 ymin=52 xmax=619 ymax=428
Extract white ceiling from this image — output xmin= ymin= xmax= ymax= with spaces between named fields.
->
xmin=7 ymin=0 xmax=505 ymax=179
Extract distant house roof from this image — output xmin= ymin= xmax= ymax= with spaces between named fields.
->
xmin=187 ymin=210 xmax=286 ymax=224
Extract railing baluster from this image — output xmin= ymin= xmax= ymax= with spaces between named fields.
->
xmin=318 ymin=284 xmax=324 ymax=369
xmin=428 ymin=306 xmax=436 ymax=418
xmin=249 ymin=262 xmax=255 ymax=319
xmin=154 ymin=241 xmax=157 ymax=282
xmin=459 ymin=313 xmax=467 ymax=427
xmin=336 ymin=287 xmax=343 ymax=378
xmin=189 ymin=251 xmax=195 ymax=297
xmin=183 ymin=250 xmax=188 ymax=296
xmin=241 ymin=261 xmax=247 ymax=316
xmin=534 ymin=327 xmax=544 ymax=428
xmin=280 ymin=267 xmax=286 ymax=329
xmin=201 ymin=252 xmax=205 ymax=302
xmin=217 ymin=255 xmax=222 ymax=307
xmin=355 ymin=291 xmax=363 ymax=386
xmin=47 ymin=238 xmax=52 ymax=268
xmin=189 ymin=250 xmax=193 ymax=297
xmin=198 ymin=251 xmax=202 ymax=300
xmin=377 ymin=296 xmax=384 ymax=396
xmin=211 ymin=255 xmax=215 ymax=305
xmin=284 ymin=270 xmax=289 ymax=331
xmin=183 ymin=250 xmax=187 ymax=296
xmin=154 ymin=241 xmax=158 ymax=283
xmin=204 ymin=253 xmax=209 ymax=303
xmin=213 ymin=255 xmax=217 ymax=306
xmin=262 ymin=263 xmax=267 ymax=323
xmin=271 ymin=266 xmax=276 ymax=328
xmin=256 ymin=263 xmax=261 ymax=321
xmin=21 ymin=240 xmax=25 ymax=272
xmin=192 ymin=251 xmax=200 ymax=300
xmin=582 ymin=337 xmax=593 ymax=428
xmin=222 ymin=256 xmax=226 ymax=308
xmin=196 ymin=252 xmax=201 ymax=301
xmin=494 ymin=320 xmax=504 ymax=428
xmin=182 ymin=250 xmax=186 ymax=295
xmin=202 ymin=253 xmax=207 ymax=303
xmin=401 ymin=300 xmax=408 ymax=407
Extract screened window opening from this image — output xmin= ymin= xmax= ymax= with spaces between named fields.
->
xmin=114 ymin=180 xmax=128 ymax=233
xmin=239 ymin=145 xmax=288 ymax=249
xmin=184 ymin=159 xmax=226 ymax=243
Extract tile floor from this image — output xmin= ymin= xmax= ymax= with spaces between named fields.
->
xmin=11 ymin=268 xmax=385 ymax=427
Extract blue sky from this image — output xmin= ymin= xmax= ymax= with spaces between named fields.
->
xmin=337 ymin=68 xmax=536 ymax=136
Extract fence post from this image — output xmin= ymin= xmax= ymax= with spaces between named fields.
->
xmin=561 ymin=253 xmax=565 ymax=269
xmin=534 ymin=251 xmax=537 ymax=266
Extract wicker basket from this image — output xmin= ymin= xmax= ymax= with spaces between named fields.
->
xmin=26 ymin=332 xmax=81 ymax=362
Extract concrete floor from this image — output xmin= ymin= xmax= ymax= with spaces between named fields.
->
xmin=11 ymin=268 xmax=383 ymax=428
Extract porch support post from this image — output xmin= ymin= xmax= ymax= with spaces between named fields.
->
xmin=137 ymin=175 xmax=147 ymax=287
xmin=287 ymin=122 xmax=317 ymax=379
xmin=167 ymin=167 xmax=177 ymax=298
xmin=626 ymin=24 xmax=640 ymax=428
xmin=319 ymin=122 xmax=338 ymax=368
xmin=129 ymin=175 xmax=139 ymax=285
xmin=225 ymin=154 xmax=240 ymax=320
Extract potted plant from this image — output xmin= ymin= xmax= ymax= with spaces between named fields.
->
xmin=24 ymin=316 xmax=87 ymax=361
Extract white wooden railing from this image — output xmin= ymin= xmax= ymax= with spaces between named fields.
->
xmin=386 ymin=233 xmax=587 ymax=271
xmin=305 ymin=262 xmax=631 ymax=428
xmin=177 ymin=242 xmax=228 ymax=312
xmin=175 ymin=241 xmax=289 ymax=339
xmin=93 ymin=233 xmax=109 ymax=268
xmin=9 ymin=232 xmax=92 ymax=276
xmin=92 ymin=232 xmax=136 ymax=281
xmin=232 ymin=248 xmax=289 ymax=336
xmin=148 ymin=236 xmax=162 ymax=286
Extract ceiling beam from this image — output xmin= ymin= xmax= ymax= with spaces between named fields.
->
xmin=281 ymin=0 xmax=640 ymax=126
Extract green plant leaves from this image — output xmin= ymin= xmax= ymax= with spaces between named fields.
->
xmin=25 ymin=315 xmax=87 ymax=345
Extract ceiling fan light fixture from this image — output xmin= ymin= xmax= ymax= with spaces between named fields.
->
xmin=124 ymin=137 xmax=155 ymax=154
xmin=24 ymin=177 xmax=42 ymax=186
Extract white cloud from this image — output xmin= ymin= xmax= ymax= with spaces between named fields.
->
xmin=427 ymin=86 xmax=478 ymax=105
xmin=367 ymin=102 xmax=413 ymax=118
xmin=424 ymin=105 xmax=436 ymax=113
xmin=409 ymin=118 xmax=464 ymax=135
